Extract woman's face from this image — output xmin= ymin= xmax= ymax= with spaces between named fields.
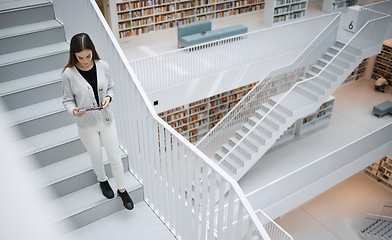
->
xmin=75 ymin=49 xmax=93 ymax=68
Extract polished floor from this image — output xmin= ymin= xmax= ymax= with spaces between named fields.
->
xmin=276 ymin=172 xmax=392 ymax=240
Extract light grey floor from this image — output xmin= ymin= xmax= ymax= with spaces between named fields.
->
xmin=275 ymin=172 xmax=392 ymax=240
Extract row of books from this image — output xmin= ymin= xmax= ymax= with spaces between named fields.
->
xmin=290 ymin=2 xmax=306 ymax=11
xmin=131 ymin=18 xmax=154 ymax=27
xmin=167 ymin=112 xmax=186 ymax=122
xmin=189 ymin=98 xmax=208 ymax=107
xmin=188 ymin=105 xmax=207 ymax=115
xmin=374 ymin=62 xmax=392 ymax=73
xmin=132 ymin=9 xmax=154 ymax=18
xmin=176 ymin=9 xmax=194 ymax=18
xmin=382 ymin=45 xmax=392 ymax=52
xmin=189 ymin=119 xmax=208 ymax=130
xmin=120 ymin=3 xmax=260 ymax=23
xmin=118 ymin=0 xmax=263 ymax=12
xmin=118 ymin=12 xmax=131 ymax=20
xmin=232 ymin=5 xmax=263 ymax=14
xmin=117 ymin=3 xmax=130 ymax=11
xmin=380 ymin=52 xmax=392 ymax=60
xmin=154 ymin=22 xmax=176 ymax=30
xmin=376 ymin=57 xmax=392 ymax=68
xmin=155 ymin=5 xmax=176 ymax=13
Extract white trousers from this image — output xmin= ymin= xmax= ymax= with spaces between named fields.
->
xmin=78 ymin=120 xmax=125 ymax=190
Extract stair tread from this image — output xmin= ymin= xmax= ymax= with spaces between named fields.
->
xmin=0 ymin=41 xmax=68 ymax=67
xmin=0 ymin=20 xmax=61 ymax=39
xmin=0 ymin=68 xmax=62 ymax=97
xmin=31 ymin=147 xmax=127 ymax=189
xmin=0 ymin=0 xmax=50 ymax=12
xmin=46 ymin=171 xmax=141 ymax=223
xmin=4 ymin=97 xmax=64 ymax=125
xmin=16 ymin=123 xmax=78 ymax=156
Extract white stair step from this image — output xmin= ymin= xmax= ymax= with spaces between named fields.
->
xmin=16 ymin=123 xmax=78 ymax=157
xmin=0 ymin=68 xmax=62 ymax=97
xmin=61 ymin=201 xmax=177 ymax=240
xmin=31 ymin=147 xmax=127 ymax=190
xmin=0 ymin=42 xmax=68 ymax=67
xmin=0 ymin=0 xmax=50 ymax=12
xmin=0 ymin=20 xmax=61 ymax=39
xmin=47 ymin=171 xmax=141 ymax=224
xmin=227 ymin=138 xmax=253 ymax=158
xmin=236 ymin=129 xmax=266 ymax=145
xmin=4 ymin=97 xmax=64 ymax=126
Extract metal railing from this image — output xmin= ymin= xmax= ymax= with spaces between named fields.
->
xmin=382 ymin=200 xmax=392 ymax=217
xmin=51 ymin=0 xmax=276 ymax=239
xmin=196 ymin=13 xmax=340 ymax=156
xmin=360 ymin=214 xmax=392 ymax=240
xmin=130 ymin=14 xmax=339 ymax=94
xmin=210 ymin=6 xmax=389 ymax=182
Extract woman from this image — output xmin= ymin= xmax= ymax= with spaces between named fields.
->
xmin=62 ymin=33 xmax=133 ymax=210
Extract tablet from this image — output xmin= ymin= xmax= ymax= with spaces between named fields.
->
xmin=77 ymin=106 xmax=104 ymax=112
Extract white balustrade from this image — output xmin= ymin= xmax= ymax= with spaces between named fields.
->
xmin=50 ymin=0 xmax=275 ymax=239
xmin=209 ymin=6 xmax=389 ymax=179
xmin=196 ymin=13 xmax=341 ymax=157
xmin=130 ymin=14 xmax=339 ymax=94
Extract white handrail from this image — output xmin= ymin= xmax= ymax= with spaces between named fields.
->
xmin=51 ymin=0 xmax=274 ymax=239
xmin=215 ymin=6 xmax=389 ymax=175
xmin=130 ymin=14 xmax=339 ymax=94
xmin=196 ymin=13 xmax=341 ymax=155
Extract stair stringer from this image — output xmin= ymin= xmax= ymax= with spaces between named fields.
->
xmin=213 ymin=42 xmax=381 ymax=183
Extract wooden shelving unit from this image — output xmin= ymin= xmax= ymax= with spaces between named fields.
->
xmin=365 ymin=156 xmax=392 ymax=189
xmin=372 ymin=43 xmax=392 ymax=85
xmin=264 ymin=0 xmax=308 ymax=27
xmin=110 ymin=0 xmax=264 ymax=41
xmin=322 ymin=0 xmax=358 ymax=13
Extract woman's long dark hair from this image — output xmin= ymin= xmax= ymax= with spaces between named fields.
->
xmin=63 ymin=33 xmax=100 ymax=72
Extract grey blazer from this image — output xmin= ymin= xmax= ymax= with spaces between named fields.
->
xmin=62 ymin=60 xmax=115 ymax=128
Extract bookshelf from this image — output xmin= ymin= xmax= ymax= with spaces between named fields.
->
xmin=372 ymin=43 xmax=392 ymax=85
xmin=110 ymin=0 xmax=265 ymax=41
xmin=264 ymin=0 xmax=308 ymax=27
xmin=158 ymin=84 xmax=256 ymax=143
xmin=343 ymin=58 xmax=368 ymax=84
xmin=365 ymin=156 xmax=392 ymax=189
xmin=158 ymin=68 xmax=305 ymax=143
xmin=322 ymin=0 xmax=358 ymax=13
xmin=294 ymin=96 xmax=335 ymax=136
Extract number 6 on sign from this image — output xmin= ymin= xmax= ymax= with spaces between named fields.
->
xmin=348 ymin=21 xmax=354 ymax=30
xmin=344 ymin=6 xmax=360 ymax=33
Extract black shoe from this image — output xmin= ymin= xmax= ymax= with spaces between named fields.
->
xmin=99 ymin=181 xmax=114 ymax=199
xmin=117 ymin=189 xmax=134 ymax=210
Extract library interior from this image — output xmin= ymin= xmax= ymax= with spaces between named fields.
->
xmin=1 ymin=0 xmax=392 ymax=239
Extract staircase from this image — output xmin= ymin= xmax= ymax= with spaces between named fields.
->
xmin=360 ymin=200 xmax=392 ymax=240
xmin=212 ymin=40 xmax=372 ymax=182
xmin=0 ymin=0 xmax=142 ymax=233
